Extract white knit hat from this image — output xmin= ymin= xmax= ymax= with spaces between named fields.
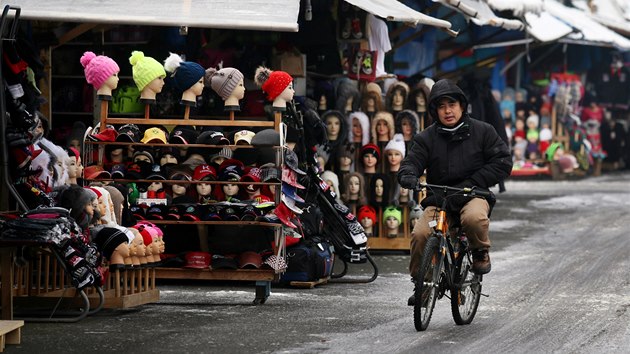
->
xmin=384 ymin=133 xmax=406 ymax=156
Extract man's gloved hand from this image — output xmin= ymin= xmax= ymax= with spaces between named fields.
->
xmin=398 ymin=175 xmax=418 ymax=190
xmin=446 ymin=179 xmax=475 ymax=212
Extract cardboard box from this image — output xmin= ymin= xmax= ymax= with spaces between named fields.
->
xmin=272 ymin=52 xmax=306 ymax=77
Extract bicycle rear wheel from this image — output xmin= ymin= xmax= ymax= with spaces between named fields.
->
xmin=450 ymin=249 xmax=482 ymax=325
xmin=414 ymin=236 xmax=441 ymax=331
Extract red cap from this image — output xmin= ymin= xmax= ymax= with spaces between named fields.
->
xmin=193 ymin=164 xmax=217 ymax=181
xmin=90 ymin=128 xmax=118 ymax=142
xmin=84 ymin=165 xmax=111 ymax=179
xmin=281 ymin=166 xmax=305 ymax=189
xmin=184 ymin=252 xmax=211 ymax=269
xmin=274 ymin=202 xmax=297 ymax=229
xmin=262 ymin=70 xmax=293 ymax=101
xmin=357 ymin=205 xmax=377 ymax=224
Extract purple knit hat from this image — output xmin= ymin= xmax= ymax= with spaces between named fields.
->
xmin=80 ymin=51 xmax=120 ymax=90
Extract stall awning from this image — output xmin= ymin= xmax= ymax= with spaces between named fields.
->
xmin=486 ymin=0 xmax=544 ymax=16
xmin=545 ymin=0 xmax=630 ymax=50
xmin=572 ymin=0 xmax=630 ymax=36
xmin=434 ymin=0 xmax=525 ymax=31
xmin=524 ymin=11 xmax=573 ymax=43
xmin=7 ymin=0 xmax=301 ymax=32
xmin=344 ymin=0 xmax=456 ymax=35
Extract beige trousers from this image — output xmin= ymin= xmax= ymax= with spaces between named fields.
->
xmin=409 ymin=198 xmax=491 ymax=277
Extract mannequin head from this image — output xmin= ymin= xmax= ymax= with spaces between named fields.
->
xmin=362 ymin=83 xmax=384 ymax=114
xmin=315 ymin=80 xmax=335 ymax=113
xmin=164 ymin=52 xmax=206 ymax=104
xmin=395 ymin=110 xmax=420 ymax=141
xmin=320 ymin=170 xmax=343 ymax=205
xmin=322 ymin=110 xmax=347 ymax=143
xmin=384 ymin=134 xmax=406 ymax=172
xmin=371 ymin=111 xmax=395 ymax=143
xmin=66 ymin=147 xmax=83 ymax=185
xmin=360 ymin=143 xmax=380 ymax=174
xmin=93 ymin=227 xmax=129 ymax=263
xmin=386 ymin=81 xmax=410 ymax=113
xmin=335 ymin=80 xmax=360 ymax=114
xmin=129 ymin=51 xmax=167 ymax=101
xmin=357 ymin=205 xmax=377 ymax=236
xmin=338 ymin=144 xmax=355 ymax=172
xmin=347 ymin=111 xmax=370 ymax=146
xmin=341 ymin=172 xmax=366 ymax=205
xmin=254 ymin=66 xmax=294 ymax=109
xmin=383 ymin=206 xmax=402 ymax=236
xmin=369 ymin=173 xmax=390 ymax=207
xmin=80 ymin=51 xmax=120 ymax=97
xmin=205 ymin=67 xmax=245 ymax=108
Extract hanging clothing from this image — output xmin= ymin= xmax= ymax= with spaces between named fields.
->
xmin=367 ymin=14 xmax=391 ymax=78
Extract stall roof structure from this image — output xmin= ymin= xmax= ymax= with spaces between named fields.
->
xmin=434 ymin=0 xmax=525 ymax=31
xmin=7 ymin=0 xmax=301 ymax=32
xmin=572 ymin=0 xmax=630 ymax=35
xmin=344 ymin=0 xmax=456 ymax=35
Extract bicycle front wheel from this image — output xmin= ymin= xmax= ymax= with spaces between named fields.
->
xmin=414 ymin=235 xmax=441 ymax=332
xmin=450 ymin=249 xmax=482 ymax=325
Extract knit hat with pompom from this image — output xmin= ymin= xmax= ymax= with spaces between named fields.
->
xmin=80 ymin=51 xmax=120 ymax=90
xmin=163 ymin=52 xmax=205 ymax=92
xmin=129 ymin=51 xmax=166 ymax=91
xmin=204 ymin=67 xmax=244 ymax=100
xmin=254 ymin=66 xmax=293 ymax=101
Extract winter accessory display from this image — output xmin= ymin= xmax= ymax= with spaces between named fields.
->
xmin=282 ymin=166 xmax=305 ymax=189
xmin=197 ymin=130 xmax=229 ymax=145
xmin=209 ymin=147 xmax=233 ymax=164
xmin=169 ymin=125 xmax=199 ymax=144
xmin=184 ymin=252 xmax=211 ymax=269
xmin=204 ymin=67 xmax=244 ymax=99
xmin=129 ymin=51 xmax=166 ymax=91
xmin=254 ymin=66 xmax=293 ymax=101
xmin=147 ymin=164 xmax=166 ymax=180
xmin=132 ymin=150 xmax=155 ymax=165
xmin=394 ymin=110 xmax=420 ymax=135
xmin=163 ymin=52 xmax=205 ymax=92
xmin=84 ymin=165 xmax=111 ymax=179
xmin=116 ymin=124 xmax=141 ymax=143
xmin=371 ymin=111 xmax=395 ymax=142
xmin=88 ymin=127 xmax=118 ymax=142
xmin=80 ymin=51 xmax=120 ymax=90
xmin=218 ymin=159 xmax=245 ymax=181
xmin=251 ymin=129 xmax=280 ymax=147
xmin=284 ymin=149 xmax=306 ymax=175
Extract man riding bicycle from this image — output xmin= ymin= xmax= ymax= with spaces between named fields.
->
xmin=398 ymin=79 xmax=513 ymax=305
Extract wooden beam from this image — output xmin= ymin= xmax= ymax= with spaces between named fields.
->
xmin=53 ymin=23 xmax=98 ymax=48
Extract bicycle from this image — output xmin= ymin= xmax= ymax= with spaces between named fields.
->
xmin=412 ymin=182 xmax=492 ymax=331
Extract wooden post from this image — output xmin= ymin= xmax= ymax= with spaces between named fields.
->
xmin=274 ymin=111 xmax=282 ymax=131
xmin=99 ymin=100 xmax=108 ymax=131
xmin=144 ymin=104 xmax=150 ymax=119
xmin=1 ymin=248 xmax=15 ymax=320
xmin=229 ymin=110 xmax=235 ymax=121
xmin=184 ymin=105 xmax=191 ymax=120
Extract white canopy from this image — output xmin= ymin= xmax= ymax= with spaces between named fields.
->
xmin=572 ymin=0 xmax=630 ymax=35
xmin=344 ymin=0 xmax=456 ymax=35
xmin=7 ymin=0 xmax=301 ymax=32
xmin=434 ymin=0 xmax=525 ymax=31
xmin=545 ymin=0 xmax=630 ymax=50
xmin=524 ymin=11 xmax=573 ymax=43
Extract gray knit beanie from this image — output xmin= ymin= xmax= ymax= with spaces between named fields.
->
xmin=204 ymin=67 xmax=244 ymax=100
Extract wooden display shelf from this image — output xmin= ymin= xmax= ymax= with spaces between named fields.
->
xmin=84 ymin=141 xmax=280 ymax=149
xmin=155 ymin=267 xmax=277 ymax=281
xmin=144 ymin=220 xmax=281 ymax=227
xmin=104 ymin=117 xmax=276 ymax=128
xmin=85 ymin=178 xmax=281 ymax=186
xmin=0 ymin=320 xmax=23 ymax=352
xmin=368 ymin=236 xmax=410 ymax=251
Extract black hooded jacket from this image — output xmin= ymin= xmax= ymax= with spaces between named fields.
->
xmin=398 ymin=79 xmax=513 ymax=209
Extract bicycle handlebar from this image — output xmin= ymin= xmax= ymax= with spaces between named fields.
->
xmin=416 ymin=182 xmax=492 ymax=199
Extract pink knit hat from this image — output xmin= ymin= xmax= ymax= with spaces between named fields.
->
xmin=254 ymin=66 xmax=293 ymax=101
xmin=80 ymin=51 xmax=120 ymax=90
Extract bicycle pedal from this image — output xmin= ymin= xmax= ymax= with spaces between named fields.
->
xmin=480 ymin=292 xmax=489 ymax=297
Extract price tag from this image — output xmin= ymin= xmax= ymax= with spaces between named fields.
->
xmin=428 ymin=220 xmax=437 ymax=228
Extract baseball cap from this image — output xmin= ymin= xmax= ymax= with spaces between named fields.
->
xmin=169 ymin=125 xmax=199 ymax=145
xmin=282 ymin=166 xmax=305 ymax=189
xmin=233 ymin=130 xmax=256 ymax=145
xmin=146 ymin=205 xmax=166 ymax=220
xmin=284 ymin=149 xmax=306 ymax=175
xmin=116 ymin=124 xmax=141 ymax=143
xmin=184 ymin=252 xmax=211 ymax=269
xmin=167 ymin=165 xmax=193 ymax=181
xmin=84 ymin=165 xmax=111 ymax=179
xmin=240 ymin=167 xmax=261 ymax=183
xmin=130 ymin=204 xmax=147 ymax=220
xmin=218 ymin=159 xmax=245 ymax=181
xmin=88 ymin=127 xmax=118 ymax=142
xmin=126 ymin=161 xmax=151 ymax=180
xmin=132 ymin=150 xmax=155 ymax=165
xmin=238 ymin=251 xmax=262 ymax=269
xmin=141 ymin=127 xmax=168 ymax=144
xmin=193 ymin=164 xmax=217 ymax=181
xmin=251 ymin=129 xmax=280 ymax=147
xmin=197 ymin=130 xmax=229 ymax=145
xmin=281 ymin=194 xmax=303 ymax=215
xmin=110 ymin=163 xmax=126 ymax=179
xmin=147 ymin=164 xmax=166 ymax=180
xmin=260 ymin=164 xmax=280 ymax=182
xmin=181 ymin=204 xmax=201 ymax=221
xmin=211 ymin=254 xmax=239 ymax=270
xmin=199 ymin=204 xmax=221 ymax=221
xmin=281 ymin=184 xmax=305 ymax=203
xmin=219 ymin=204 xmax=241 ymax=221
xmin=240 ymin=205 xmax=262 ymax=221
xmin=283 ymin=225 xmax=302 ymax=247
xmin=274 ymin=202 xmax=297 ymax=228
xmin=166 ymin=205 xmax=182 ymax=220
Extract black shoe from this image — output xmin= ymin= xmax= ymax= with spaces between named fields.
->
xmin=472 ymin=249 xmax=491 ymax=275
xmin=407 ymin=293 xmax=415 ymax=306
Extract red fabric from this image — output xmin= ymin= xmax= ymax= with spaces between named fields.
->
xmin=262 ymin=71 xmax=293 ymax=101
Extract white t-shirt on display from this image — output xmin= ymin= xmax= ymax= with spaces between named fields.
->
xmin=367 ymin=14 xmax=392 ymax=78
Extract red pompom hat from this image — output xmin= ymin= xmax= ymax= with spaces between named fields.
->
xmin=255 ymin=66 xmax=293 ymax=101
